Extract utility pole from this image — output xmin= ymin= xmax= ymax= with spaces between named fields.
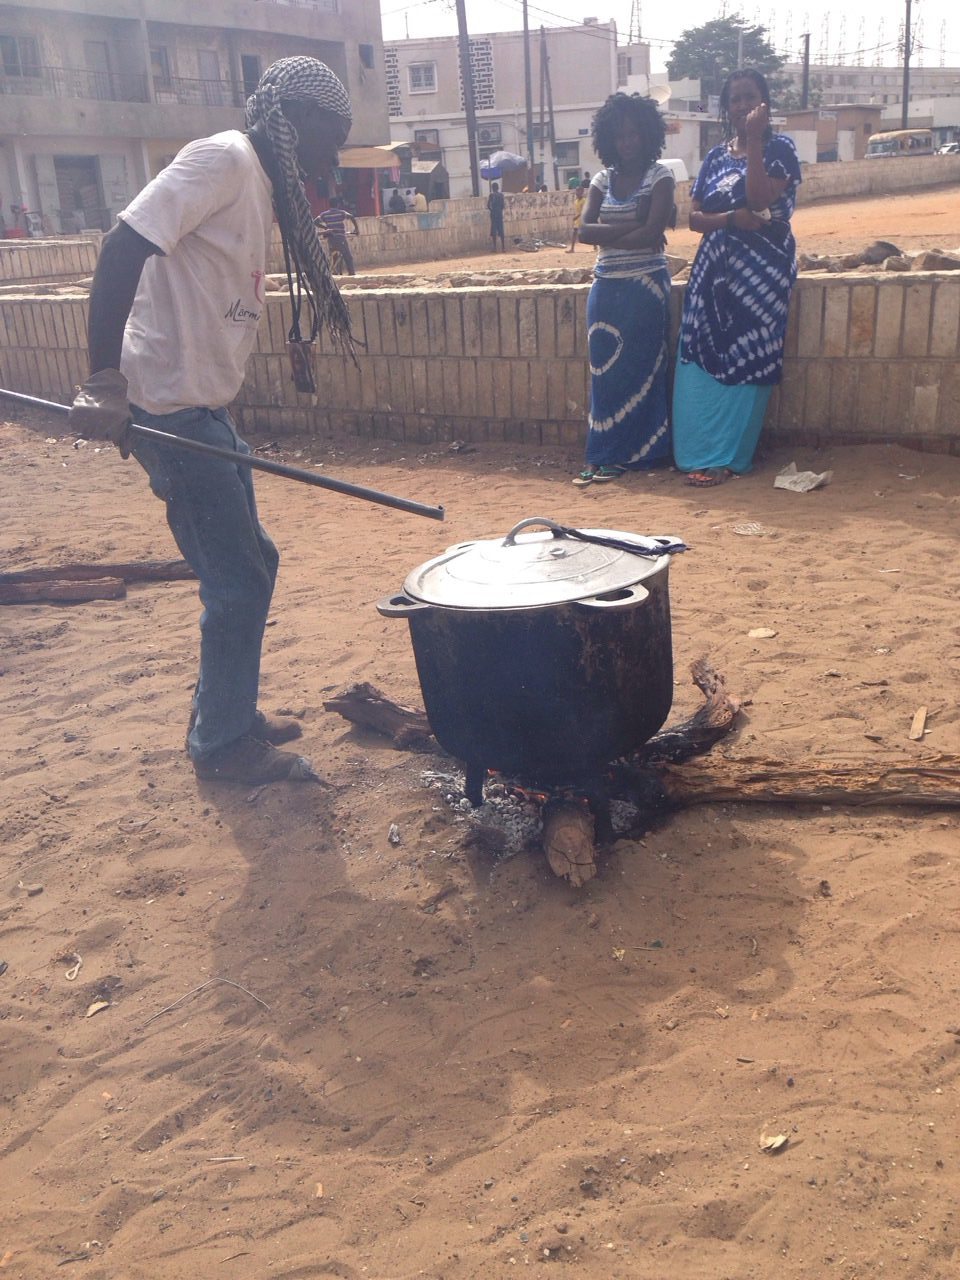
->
xmin=538 ymin=27 xmax=547 ymax=181
xmin=522 ymin=0 xmax=535 ymax=174
xmin=901 ymin=0 xmax=912 ymax=129
xmin=737 ymin=29 xmax=744 ymax=68
xmin=800 ymin=32 xmax=811 ymax=109
xmin=543 ymin=32 xmax=559 ymax=191
xmin=455 ymin=0 xmax=480 ymax=197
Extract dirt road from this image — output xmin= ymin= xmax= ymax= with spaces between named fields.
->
xmin=2 ymin=410 xmax=960 ymax=1278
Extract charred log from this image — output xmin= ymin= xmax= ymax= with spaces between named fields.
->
xmin=322 ymin=682 xmax=436 ymax=752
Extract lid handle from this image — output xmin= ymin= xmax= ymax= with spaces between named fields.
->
xmin=576 ymin=583 xmax=650 ymax=611
xmin=502 ymin=517 xmax=567 ymax=546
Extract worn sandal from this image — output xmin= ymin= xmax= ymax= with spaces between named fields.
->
xmin=685 ymin=467 xmax=733 ymax=488
xmin=591 ymin=465 xmax=626 ymax=483
xmin=572 ymin=468 xmax=596 ymax=487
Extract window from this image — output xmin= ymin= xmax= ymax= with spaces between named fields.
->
xmin=554 ymin=141 xmax=580 ymax=166
xmin=408 ymin=62 xmax=436 ymax=94
xmin=476 ymin=122 xmax=502 ymax=146
xmin=241 ymin=53 xmax=262 ymax=98
xmin=150 ymin=46 xmax=171 ymax=90
xmin=359 ymin=43 xmax=374 ymax=70
xmin=415 ymin=131 xmax=442 ymax=162
xmin=1 ymin=34 xmax=40 ymax=78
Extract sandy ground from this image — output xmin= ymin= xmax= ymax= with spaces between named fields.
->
xmin=3 ymin=398 xmax=960 ymax=1278
xmin=2 ymin=183 xmax=960 ymax=1277
xmin=366 ymin=185 xmax=960 ymax=278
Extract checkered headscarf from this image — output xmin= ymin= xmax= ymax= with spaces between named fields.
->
xmin=246 ymin=57 xmax=355 ymax=354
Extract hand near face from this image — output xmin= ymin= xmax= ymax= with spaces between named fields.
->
xmin=744 ymin=102 xmax=769 ymax=143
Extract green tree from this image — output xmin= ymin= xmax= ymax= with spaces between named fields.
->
xmin=666 ymin=15 xmax=785 ymax=105
xmin=776 ymin=76 xmax=824 ymax=112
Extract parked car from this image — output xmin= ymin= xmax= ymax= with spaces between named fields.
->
xmin=937 ymin=142 xmax=960 ymax=154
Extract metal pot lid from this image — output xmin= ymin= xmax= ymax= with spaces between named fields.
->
xmin=402 ymin=517 xmax=678 ymax=610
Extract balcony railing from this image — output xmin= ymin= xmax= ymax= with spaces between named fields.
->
xmin=0 ymin=65 xmax=251 ymax=109
xmin=266 ymin=0 xmax=339 ymax=10
xmin=0 ymin=65 xmax=148 ymax=104
xmin=153 ymin=76 xmax=246 ymax=109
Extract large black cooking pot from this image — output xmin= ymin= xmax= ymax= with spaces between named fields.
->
xmin=377 ymin=518 xmax=681 ymax=805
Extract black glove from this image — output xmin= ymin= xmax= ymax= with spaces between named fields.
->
xmin=69 ymin=369 xmax=132 ymax=458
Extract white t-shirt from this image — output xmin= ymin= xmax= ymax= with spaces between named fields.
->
xmin=118 ymin=131 xmax=274 ymax=415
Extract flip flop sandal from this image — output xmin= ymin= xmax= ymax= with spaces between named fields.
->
xmin=591 ymin=465 xmax=626 ymax=483
xmin=685 ymin=468 xmax=733 ymax=488
xmin=572 ymin=468 xmax=596 ymax=487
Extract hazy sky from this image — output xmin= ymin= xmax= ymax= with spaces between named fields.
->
xmin=379 ymin=0 xmax=960 ymax=73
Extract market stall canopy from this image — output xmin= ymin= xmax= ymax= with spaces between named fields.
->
xmin=338 ymin=144 xmax=405 ymax=169
xmin=479 ymin=149 xmax=526 ymax=180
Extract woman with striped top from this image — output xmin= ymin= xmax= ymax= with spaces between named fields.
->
xmin=572 ymin=92 xmax=676 ymax=486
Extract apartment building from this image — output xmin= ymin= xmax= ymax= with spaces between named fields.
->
xmin=0 ymin=0 xmax=389 ymax=235
xmin=782 ymin=61 xmax=960 ymax=108
xmin=385 ymin=21 xmax=652 ymax=196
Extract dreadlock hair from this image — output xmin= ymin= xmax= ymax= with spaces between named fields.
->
xmin=245 ymin=57 xmax=355 ymax=355
xmin=591 ymin=92 xmax=666 ymax=171
xmin=719 ymin=68 xmax=773 ymax=142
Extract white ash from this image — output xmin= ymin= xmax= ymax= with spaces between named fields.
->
xmin=421 ymin=771 xmax=541 ymax=856
xmin=420 ymin=772 xmax=643 ymax=855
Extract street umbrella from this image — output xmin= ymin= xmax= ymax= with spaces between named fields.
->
xmin=479 ymin=149 xmax=526 ymax=180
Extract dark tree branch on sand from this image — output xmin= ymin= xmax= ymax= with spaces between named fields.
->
xmin=322 ymin=681 xmax=435 ymax=751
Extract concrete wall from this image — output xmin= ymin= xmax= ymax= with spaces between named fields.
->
xmin=3 ymin=271 xmax=959 ymax=453
xmin=796 ymin=152 xmax=960 ymax=201
xmin=6 ymin=150 xmax=960 ymax=280
xmin=278 ymin=189 xmax=578 ymax=271
xmin=275 ymin=152 xmax=960 ymax=270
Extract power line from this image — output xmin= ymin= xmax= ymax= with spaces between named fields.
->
xmin=383 ymin=0 xmax=957 ymax=70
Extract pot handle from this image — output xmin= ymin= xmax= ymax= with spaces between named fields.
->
xmin=502 ymin=516 xmax=567 ymax=546
xmin=376 ymin=593 xmax=432 ymax=618
xmin=576 ymin=583 xmax=650 ymax=611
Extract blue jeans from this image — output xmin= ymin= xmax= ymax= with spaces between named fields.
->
xmin=130 ymin=406 xmax=279 ymax=761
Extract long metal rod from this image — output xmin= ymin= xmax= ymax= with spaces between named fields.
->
xmin=0 ymin=388 xmax=445 ymax=522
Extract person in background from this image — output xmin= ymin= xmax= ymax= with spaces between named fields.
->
xmin=315 ymin=197 xmax=359 ymax=274
xmin=413 ymin=189 xmax=428 ymax=212
xmin=67 ymin=57 xmax=356 ymax=785
xmin=566 ymin=177 xmax=590 ymax=252
xmin=672 ymin=68 xmax=801 ymax=487
xmin=487 ymin=181 xmax=505 ymax=251
xmin=387 ymin=186 xmax=406 ymax=213
xmin=572 ymin=93 xmax=675 ymax=486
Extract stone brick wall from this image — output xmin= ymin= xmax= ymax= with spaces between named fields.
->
xmin=0 ymin=237 xmax=100 ymax=286
xmin=2 ymin=272 xmax=958 ymax=453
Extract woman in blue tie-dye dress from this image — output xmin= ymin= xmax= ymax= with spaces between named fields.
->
xmin=673 ymin=69 xmax=802 ymax=487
